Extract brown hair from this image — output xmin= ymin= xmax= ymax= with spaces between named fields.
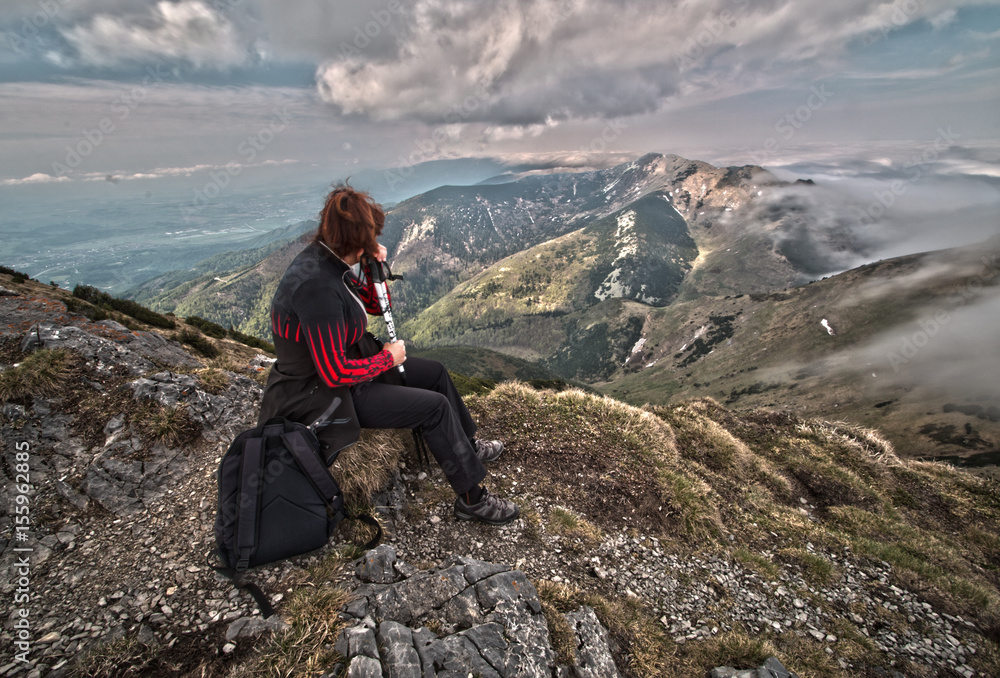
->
xmin=315 ymin=184 xmax=385 ymax=258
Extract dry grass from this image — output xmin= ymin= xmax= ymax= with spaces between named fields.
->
xmin=0 ymin=347 xmax=77 ymax=401
xmin=329 ymin=428 xmax=406 ymax=508
xmin=779 ymin=547 xmax=838 ymax=585
xmin=548 ymin=506 xmax=603 ymax=546
xmin=663 ymin=400 xmax=755 ymax=472
xmin=69 ymin=632 xmax=160 ymax=677
xmin=230 ymin=586 xmax=351 ymax=677
xmin=196 ymin=367 xmax=231 ymax=394
xmin=656 ymin=467 xmax=723 ymax=540
xmin=679 ymin=627 xmax=777 ymax=673
xmin=798 ymin=420 xmax=900 ymax=465
xmin=228 ymin=551 xmax=355 ymax=677
xmin=535 ymin=580 xmax=578 ymax=666
xmin=532 ymin=578 xmax=674 ymax=677
xmin=731 ymin=548 xmax=780 ymax=581
xmin=130 ymin=401 xmax=200 ymax=449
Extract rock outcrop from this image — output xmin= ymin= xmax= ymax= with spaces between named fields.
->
xmin=334 ymin=545 xmax=619 ymax=678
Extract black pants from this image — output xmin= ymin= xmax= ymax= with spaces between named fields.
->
xmin=350 ymin=357 xmax=486 ymax=495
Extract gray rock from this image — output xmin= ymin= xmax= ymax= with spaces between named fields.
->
xmin=476 ymin=570 xmax=542 ymax=615
xmin=461 ymin=623 xmax=508 ymax=674
xmin=343 ymin=590 xmax=371 ymax=619
xmin=129 ymin=372 xmax=200 ymax=408
xmin=373 ymin=583 xmax=414 ymax=625
xmin=412 ymin=627 xmax=447 ymax=678
xmin=377 ymin=621 xmax=421 ymax=678
xmin=476 ymin=571 xmax=554 ymax=676
xmin=436 ymin=634 xmax=501 ymax=678
xmin=710 ymin=657 xmax=800 ymax=678
xmin=356 ymin=544 xmax=399 ymax=584
xmin=338 ymin=625 xmax=379 ymax=660
xmin=21 ymin=323 xmax=158 ymax=374
xmin=565 ymin=606 xmax=620 ymax=677
xmin=394 ymin=565 xmax=467 ymax=619
xmin=53 ymin=479 xmax=89 ymax=511
xmin=338 ymin=550 xmax=583 ymax=678
xmin=440 ymin=587 xmax=486 ymax=630
xmin=20 ymin=323 xmax=45 ymax=352
xmin=347 ymin=655 xmax=384 ymax=678
xmin=225 ymin=615 xmax=290 ymax=642
xmin=454 ymin=556 xmax=510 ymax=585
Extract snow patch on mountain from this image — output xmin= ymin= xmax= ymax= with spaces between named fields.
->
xmin=612 ymin=210 xmax=638 ymax=264
xmin=399 ymin=216 xmax=436 ymax=253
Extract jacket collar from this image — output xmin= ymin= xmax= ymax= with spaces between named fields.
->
xmin=313 ymin=240 xmax=352 ymax=273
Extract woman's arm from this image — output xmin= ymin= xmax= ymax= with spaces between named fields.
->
xmin=294 ymin=278 xmax=393 ymax=386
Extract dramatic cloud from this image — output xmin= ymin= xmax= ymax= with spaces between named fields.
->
xmin=61 ymin=1 xmax=250 ymax=68
xmin=310 ymin=0 xmax=997 ymax=124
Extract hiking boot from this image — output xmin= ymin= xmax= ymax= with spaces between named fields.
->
xmin=473 ymin=439 xmax=504 ymax=464
xmin=454 ymin=488 xmax=519 ymax=525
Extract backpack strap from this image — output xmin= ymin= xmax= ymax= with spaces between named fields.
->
xmin=235 ymin=437 xmax=266 ymax=571
xmin=352 ymin=514 xmax=383 ymax=550
xmin=281 ymin=430 xmax=341 ymax=503
xmin=206 ymin=550 xmax=276 ymax=619
xmin=281 ymin=429 xmax=383 ymax=549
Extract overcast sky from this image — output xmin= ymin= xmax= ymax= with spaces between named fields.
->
xmin=1 ymin=0 xmax=998 ymax=190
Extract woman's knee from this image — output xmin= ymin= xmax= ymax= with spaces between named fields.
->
xmin=420 ymin=390 xmax=451 ymax=423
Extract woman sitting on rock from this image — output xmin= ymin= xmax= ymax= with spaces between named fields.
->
xmin=257 ymin=184 xmax=518 ymax=526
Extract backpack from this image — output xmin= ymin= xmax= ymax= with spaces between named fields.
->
xmin=210 ymin=405 xmax=381 ymax=617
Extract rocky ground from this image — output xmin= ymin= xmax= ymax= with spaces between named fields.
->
xmin=1 ymin=278 xmax=998 ymax=677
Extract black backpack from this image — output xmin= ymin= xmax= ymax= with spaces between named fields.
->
xmin=211 ymin=407 xmax=381 ymax=617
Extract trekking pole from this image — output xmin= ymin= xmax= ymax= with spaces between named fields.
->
xmin=365 ymin=255 xmax=405 ymax=383
xmin=364 ymin=256 xmax=432 ymax=468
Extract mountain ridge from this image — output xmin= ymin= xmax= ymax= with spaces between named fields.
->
xmin=1 ymin=270 xmax=998 ymax=677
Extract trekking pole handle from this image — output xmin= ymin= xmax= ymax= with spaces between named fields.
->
xmin=364 ymin=255 xmax=405 ymax=378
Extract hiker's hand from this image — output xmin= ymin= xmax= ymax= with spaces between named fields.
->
xmin=375 ymin=244 xmax=387 ymax=262
xmin=386 ymin=340 xmax=406 ymax=366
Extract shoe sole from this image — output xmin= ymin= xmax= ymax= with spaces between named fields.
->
xmin=455 ymin=506 xmax=520 ymax=526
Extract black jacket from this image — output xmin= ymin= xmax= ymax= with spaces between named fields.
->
xmin=257 ymin=241 xmax=393 ymax=458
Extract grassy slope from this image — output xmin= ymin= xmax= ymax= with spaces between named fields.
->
xmin=600 ymin=240 xmax=1000 ymax=464
xmin=134 ymin=233 xmax=311 ymax=339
